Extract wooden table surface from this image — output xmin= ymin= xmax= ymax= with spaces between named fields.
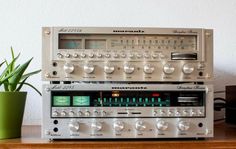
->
xmin=0 ymin=121 xmax=236 ymax=149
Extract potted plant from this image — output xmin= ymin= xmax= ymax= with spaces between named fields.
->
xmin=0 ymin=48 xmax=41 ymax=139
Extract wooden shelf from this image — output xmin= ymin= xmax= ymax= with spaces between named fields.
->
xmin=0 ymin=121 xmax=236 ymax=148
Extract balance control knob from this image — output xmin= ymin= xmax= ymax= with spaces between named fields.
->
xmin=113 ymin=121 xmax=125 ymax=132
xmin=143 ymin=64 xmax=155 ymax=74
xmin=84 ymin=64 xmax=95 ymax=74
xmin=156 ymin=120 xmax=168 ymax=131
xmin=163 ymin=64 xmax=175 ymax=74
xmin=135 ymin=120 xmax=146 ymax=131
xmin=63 ymin=63 xmax=75 ymax=74
xmin=91 ymin=122 xmax=102 ymax=131
xmin=178 ymin=121 xmax=190 ymax=131
xmin=69 ymin=121 xmax=80 ymax=132
xmin=104 ymin=65 xmax=115 ymax=74
xmin=182 ymin=64 xmax=194 ymax=74
xmin=124 ymin=64 xmax=135 ymax=74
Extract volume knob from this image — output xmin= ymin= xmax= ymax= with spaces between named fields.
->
xmin=69 ymin=121 xmax=80 ymax=132
xmin=135 ymin=120 xmax=146 ymax=131
xmin=63 ymin=63 xmax=74 ymax=74
xmin=124 ymin=64 xmax=135 ymax=74
xmin=84 ymin=64 xmax=95 ymax=74
xmin=178 ymin=121 xmax=190 ymax=131
xmin=143 ymin=64 xmax=155 ymax=74
xmin=156 ymin=120 xmax=168 ymax=131
xmin=163 ymin=64 xmax=175 ymax=74
xmin=104 ymin=65 xmax=115 ymax=74
xmin=113 ymin=121 xmax=125 ymax=132
xmin=182 ymin=64 xmax=194 ymax=74
xmin=91 ymin=122 xmax=102 ymax=131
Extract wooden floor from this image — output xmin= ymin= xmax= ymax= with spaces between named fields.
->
xmin=0 ymin=121 xmax=236 ymax=148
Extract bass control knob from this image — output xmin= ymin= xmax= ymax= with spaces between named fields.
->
xmin=63 ymin=63 xmax=75 ymax=74
xmin=84 ymin=64 xmax=95 ymax=74
xmin=143 ymin=64 xmax=155 ymax=74
xmin=182 ymin=64 xmax=194 ymax=74
xmin=91 ymin=122 xmax=102 ymax=131
xmin=156 ymin=120 xmax=168 ymax=131
xmin=135 ymin=120 xmax=146 ymax=131
xmin=69 ymin=121 xmax=80 ymax=132
xmin=178 ymin=121 xmax=190 ymax=131
xmin=124 ymin=64 xmax=135 ymax=74
xmin=163 ymin=64 xmax=175 ymax=74
xmin=104 ymin=65 xmax=115 ymax=74
xmin=113 ymin=121 xmax=125 ymax=132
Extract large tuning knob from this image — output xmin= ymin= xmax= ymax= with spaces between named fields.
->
xmin=69 ymin=121 xmax=80 ymax=132
xmin=163 ymin=63 xmax=175 ymax=74
xmin=143 ymin=64 xmax=155 ymax=74
xmin=178 ymin=121 xmax=190 ymax=131
xmin=104 ymin=65 xmax=115 ymax=74
xmin=84 ymin=64 xmax=95 ymax=74
xmin=156 ymin=120 xmax=168 ymax=131
xmin=113 ymin=121 xmax=125 ymax=132
xmin=182 ymin=64 xmax=194 ymax=74
xmin=64 ymin=62 xmax=75 ymax=74
xmin=91 ymin=122 xmax=102 ymax=131
xmin=135 ymin=120 xmax=146 ymax=131
xmin=124 ymin=64 xmax=135 ymax=74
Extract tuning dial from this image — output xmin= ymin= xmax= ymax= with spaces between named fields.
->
xmin=104 ymin=65 xmax=115 ymax=74
xmin=178 ymin=121 xmax=190 ymax=131
xmin=69 ymin=121 xmax=80 ymax=132
xmin=63 ymin=63 xmax=75 ymax=74
xmin=182 ymin=64 xmax=194 ymax=74
xmin=156 ymin=120 xmax=168 ymax=131
xmin=163 ymin=64 xmax=175 ymax=74
xmin=143 ymin=64 xmax=154 ymax=74
xmin=124 ymin=64 xmax=135 ymax=74
xmin=135 ymin=120 xmax=146 ymax=131
xmin=113 ymin=121 xmax=125 ymax=132
xmin=91 ymin=122 xmax=102 ymax=131
xmin=84 ymin=64 xmax=95 ymax=74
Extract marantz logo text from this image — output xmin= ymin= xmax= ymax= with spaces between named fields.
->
xmin=59 ymin=28 xmax=82 ymax=32
xmin=177 ymin=86 xmax=205 ymax=90
xmin=112 ymin=87 xmax=147 ymax=90
xmin=113 ymin=30 xmax=144 ymax=33
xmin=173 ymin=30 xmax=198 ymax=34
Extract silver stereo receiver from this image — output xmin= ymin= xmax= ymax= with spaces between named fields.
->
xmin=42 ymin=84 xmax=213 ymax=139
xmin=42 ymin=27 xmax=213 ymax=82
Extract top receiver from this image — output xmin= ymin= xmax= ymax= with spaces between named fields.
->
xmin=42 ymin=27 xmax=213 ymax=82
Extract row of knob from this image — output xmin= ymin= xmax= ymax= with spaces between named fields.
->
xmin=68 ymin=120 xmax=191 ymax=132
xmin=63 ymin=63 xmax=195 ymax=75
xmin=57 ymin=52 xmax=163 ymax=59
xmin=52 ymin=110 xmax=106 ymax=117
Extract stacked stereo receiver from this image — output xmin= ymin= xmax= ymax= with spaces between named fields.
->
xmin=42 ymin=27 xmax=214 ymax=139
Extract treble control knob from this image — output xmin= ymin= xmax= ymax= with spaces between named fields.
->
xmin=178 ymin=121 xmax=190 ymax=131
xmin=143 ymin=64 xmax=154 ymax=74
xmin=163 ymin=64 xmax=175 ymax=74
xmin=84 ymin=64 xmax=95 ymax=74
xmin=156 ymin=120 xmax=168 ymax=131
xmin=69 ymin=121 xmax=80 ymax=132
xmin=113 ymin=121 xmax=125 ymax=132
xmin=91 ymin=122 xmax=102 ymax=131
xmin=135 ymin=120 xmax=146 ymax=131
xmin=104 ymin=65 xmax=115 ymax=74
xmin=64 ymin=63 xmax=75 ymax=74
xmin=124 ymin=64 xmax=135 ymax=74
xmin=182 ymin=64 xmax=194 ymax=74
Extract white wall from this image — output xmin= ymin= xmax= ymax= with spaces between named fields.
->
xmin=0 ymin=0 xmax=235 ymax=125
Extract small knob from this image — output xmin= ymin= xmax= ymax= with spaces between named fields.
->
xmin=84 ymin=64 xmax=95 ymax=74
xmin=124 ymin=64 xmax=135 ymax=74
xmin=88 ymin=53 xmax=94 ymax=58
xmin=65 ymin=53 xmax=71 ymax=58
xmin=163 ymin=64 xmax=175 ymax=74
xmin=105 ymin=54 xmax=111 ymax=58
xmin=182 ymin=64 xmax=194 ymax=74
xmin=113 ymin=121 xmax=125 ymax=132
xmin=135 ymin=120 xmax=146 ymax=131
xmin=143 ymin=64 xmax=154 ymax=74
xmin=120 ymin=53 xmax=126 ymax=58
xmin=152 ymin=54 xmax=159 ymax=59
xmin=104 ymin=65 xmax=115 ymax=74
xmin=80 ymin=53 xmax=86 ymax=58
xmin=178 ymin=121 xmax=190 ymax=131
xmin=84 ymin=111 xmax=91 ymax=116
xmin=73 ymin=53 xmax=79 ymax=58
xmin=156 ymin=120 xmax=168 ymax=131
xmin=69 ymin=111 xmax=75 ymax=117
xmin=91 ymin=122 xmax=102 ymax=131
xmin=136 ymin=53 xmax=142 ymax=58
xmin=52 ymin=111 xmax=59 ymax=117
xmin=60 ymin=111 xmax=67 ymax=117
xmin=57 ymin=53 xmax=63 ymax=58
xmin=63 ymin=63 xmax=75 ymax=74
xmin=129 ymin=54 xmax=135 ymax=58
xmin=144 ymin=53 xmax=150 ymax=58
xmin=113 ymin=53 xmax=119 ymax=58
xmin=97 ymin=53 xmax=102 ymax=58
xmin=77 ymin=111 xmax=83 ymax=116
xmin=69 ymin=121 xmax=80 ymax=132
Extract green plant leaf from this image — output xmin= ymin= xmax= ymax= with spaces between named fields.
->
xmin=0 ymin=61 xmax=5 ymax=68
xmin=8 ymin=58 xmax=33 ymax=91
xmin=3 ymin=81 xmax=9 ymax=91
xmin=21 ymin=82 xmax=42 ymax=96
xmin=10 ymin=47 xmax=15 ymax=72
xmin=15 ymin=76 xmax=29 ymax=92
xmin=21 ymin=69 xmax=41 ymax=81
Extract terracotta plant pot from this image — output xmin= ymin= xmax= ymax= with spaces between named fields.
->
xmin=0 ymin=92 xmax=27 ymax=139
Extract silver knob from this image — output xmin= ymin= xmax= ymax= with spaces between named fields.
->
xmin=52 ymin=111 xmax=59 ymax=117
xmin=57 ymin=53 xmax=63 ymax=58
xmin=91 ymin=122 xmax=102 ymax=131
xmin=84 ymin=111 xmax=91 ymax=116
xmin=88 ymin=53 xmax=94 ymax=58
xmin=113 ymin=121 xmax=125 ymax=132
xmin=163 ymin=64 xmax=175 ymax=74
xmin=152 ymin=54 xmax=159 ymax=59
xmin=182 ymin=64 xmax=194 ymax=74
xmin=104 ymin=65 xmax=115 ymax=74
xmin=73 ymin=53 xmax=79 ymax=58
xmin=69 ymin=121 xmax=80 ymax=132
xmin=63 ymin=63 xmax=75 ymax=74
xmin=77 ymin=111 xmax=83 ymax=116
xmin=178 ymin=121 xmax=190 ymax=131
xmin=143 ymin=64 xmax=155 ymax=74
xmin=60 ymin=111 xmax=67 ymax=117
xmin=65 ymin=53 xmax=71 ymax=58
xmin=144 ymin=53 xmax=150 ymax=58
xmin=69 ymin=111 xmax=75 ymax=117
xmin=136 ymin=53 xmax=142 ymax=58
xmin=135 ymin=120 xmax=146 ymax=131
xmin=121 ymin=53 xmax=126 ymax=58
xmin=113 ymin=53 xmax=119 ymax=58
xmin=129 ymin=54 xmax=135 ymax=58
xmin=97 ymin=53 xmax=102 ymax=58
xmin=124 ymin=64 xmax=135 ymax=74
xmin=84 ymin=64 xmax=95 ymax=74
xmin=80 ymin=53 xmax=86 ymax=58
xmin=156 ymin=120 xmax=168 ymax=131
xmin=105 ymin=54 xmax=111 ymax=58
